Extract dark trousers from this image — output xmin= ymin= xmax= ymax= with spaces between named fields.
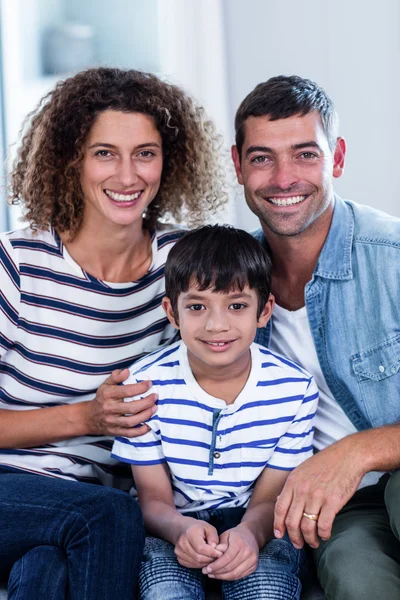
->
xmin=0 ymin=470 xmax=145 ymax=600
xmin=314 ymin=472 xmax=400 ymax=600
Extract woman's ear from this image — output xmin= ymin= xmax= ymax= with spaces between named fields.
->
xmin=257 ymin=294 xmax=275 ymax=328
xmin=162 ymin=297 xmax=180 ymax=329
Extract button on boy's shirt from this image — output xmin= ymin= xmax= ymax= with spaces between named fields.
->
xmin=112 ymin=341 xmax=318 ymax=512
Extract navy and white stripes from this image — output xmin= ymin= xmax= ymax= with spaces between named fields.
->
xmin=0 ymin=226 xmax=183 ymax=488
xmin=112 ymin=341 xmax=318 ymax=510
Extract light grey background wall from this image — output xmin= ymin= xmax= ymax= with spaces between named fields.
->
xmin=223 ymin=0 xmax=400 ymax=230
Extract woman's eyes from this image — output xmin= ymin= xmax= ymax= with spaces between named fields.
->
xmin=138 ymin=150 xmax=156 ymax=158
xmin=94 ymin=149 xmax=156 ymax=158
xmin=95 ymin=150 xmax=112 ymax=157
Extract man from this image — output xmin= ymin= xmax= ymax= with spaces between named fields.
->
xmin=231 ymin=75 xmax=400 ymax=600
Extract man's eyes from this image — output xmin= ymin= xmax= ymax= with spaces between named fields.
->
xmin=250 ymin=155 xmax=270 ymax=164
xmin=298 ymin=151 xmax=318 ymax=160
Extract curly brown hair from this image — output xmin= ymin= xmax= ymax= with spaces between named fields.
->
xmin=10 ymin=68 xmax=227 ymax=238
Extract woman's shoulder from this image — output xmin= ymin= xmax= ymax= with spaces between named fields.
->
xmin=154 ymin=225 xmax=187 ymax=248
xmin=1 ymin=225 xmax=56 ymax=245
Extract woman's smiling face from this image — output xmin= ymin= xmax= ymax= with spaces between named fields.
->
xmin=80 ymin=110 xmax=163 ymax=231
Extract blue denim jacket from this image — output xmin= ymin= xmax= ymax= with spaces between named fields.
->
xmin=254 ymin=196 xmax=400 ymax=431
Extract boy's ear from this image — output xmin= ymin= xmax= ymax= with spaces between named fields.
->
xmin=162 ymin=297 xmax=179 ymax=330
xmin=257 ymin=294 xmax=275 ymax=328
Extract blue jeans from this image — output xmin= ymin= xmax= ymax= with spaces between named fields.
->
xmin=139 ymin=507 xmax=305 ymax=600
xmin=0 ymin=470 xmax=145 ymax=600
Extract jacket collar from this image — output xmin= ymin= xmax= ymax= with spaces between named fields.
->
xmin=313 ymin=195 xmax=354 ymax=280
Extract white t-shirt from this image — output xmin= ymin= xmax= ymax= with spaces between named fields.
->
xmin=112 ymin=340 xmax=319 ymax=512
xmin=269 ymin=303 xmax=383 ymax=489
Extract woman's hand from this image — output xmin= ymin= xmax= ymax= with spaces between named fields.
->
xmin=83 ymin=369 xmax=157 ymax=437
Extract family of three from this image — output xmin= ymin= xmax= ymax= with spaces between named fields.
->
xmin=0 ymin=66 xmax=399 ymax=600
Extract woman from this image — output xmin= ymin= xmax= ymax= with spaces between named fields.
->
xmin=0 ymin=67 xmax=226 ymax=599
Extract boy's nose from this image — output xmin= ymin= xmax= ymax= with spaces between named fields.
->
xmin=205 ymin=312 xmax=230 ymax=332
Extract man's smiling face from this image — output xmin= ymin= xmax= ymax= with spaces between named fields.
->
xmin=232 ymin=111 xmax=345 ymax=238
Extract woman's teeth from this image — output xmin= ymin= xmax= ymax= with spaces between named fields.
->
xmin=268 ymin=195 xmax=306 ymax=206
xmin=105 ymin=190 xmax=141 ymax=202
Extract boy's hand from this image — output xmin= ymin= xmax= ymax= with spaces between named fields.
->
xmin=175 ymin=520 xmax=223 ymax=569
xmin=202 ymin=526 xmax=259 ymax=580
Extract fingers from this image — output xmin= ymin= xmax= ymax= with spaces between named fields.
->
xmin=111 ymin=423 xmax=151 ymax=438
xmin=273 ymin=484 xmax=293 ymax=539
xmin=203 ymin=545 xmax=240 ymax=576
xmin=284 ymin=497 xmax=309 ymax=549
xmin=204 ymin=524 xmax=220 ymax=549
xmin=208 ymin=557 xmax=257 ymax=580
xmin=175 ymin=523 xmax=222 ymax=570
xmin=187 ymin=526 xmax=222 ymax=561
xmin=176 ymin=550 xmax=215 ymax=569
xmin=103 ymin=368 xmax=131 ymax=385
xmin=317 ymin=504 xmax=337 ymax=541
xmin=300 ymin=510 xmax=320 ymax=548
xmin=104 ymin=380 xmax=154 ymax=402
xmin=203 ymin=533 xmax=258 ymax=580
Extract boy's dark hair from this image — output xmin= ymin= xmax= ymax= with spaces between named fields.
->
xmin=235 ymin=75 xmax=339 ymax=157
xmin=165 ymin=225 xmax=272 ymax=319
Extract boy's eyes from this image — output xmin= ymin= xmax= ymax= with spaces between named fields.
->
xmin=187 ymin=304 xmax=205 ymax=311
xmin=186 ymin=303 xmax=247 ymax=311
xmin=229 ymin=303 xmax=247 ymax=310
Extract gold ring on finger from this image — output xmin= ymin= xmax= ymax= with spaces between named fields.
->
xmin=302 ymin=511 xmax=319 ymax=521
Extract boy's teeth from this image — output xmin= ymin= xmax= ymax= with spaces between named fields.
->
xmin=105 ymin=190 xmax=141 ymax=202
xmin=208 ymin=342 xmax=228 ymax=346
xmin=268 ymin=195 xmax=306 ymax=206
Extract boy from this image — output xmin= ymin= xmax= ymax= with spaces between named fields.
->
xmin=112 ymin=225 xmax=318 ymax=600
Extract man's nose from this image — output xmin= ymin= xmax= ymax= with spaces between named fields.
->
xmin=270 ymin=158 xmax=299 ymax=191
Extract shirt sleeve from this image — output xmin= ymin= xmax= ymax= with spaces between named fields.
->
xmin=111 ymin=373 xmax=166 ymax=465
xmin=0 ymin=236 xmax=21 ymax=359
xmin=267 ymin=376 xmax=318 ymax=470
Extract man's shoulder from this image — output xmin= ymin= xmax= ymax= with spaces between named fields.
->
xmin=251 ymin=228 xmax=265 ymax=245
xmin=344 ymin=199 xmax=400 ymax=247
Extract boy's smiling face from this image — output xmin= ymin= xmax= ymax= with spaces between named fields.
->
xmin=163 ymin=283 xmax=273 ymax=374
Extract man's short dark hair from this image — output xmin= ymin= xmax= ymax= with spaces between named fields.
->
xmin=235 ymin=75 xmax=339 ymax=157
xmin=165 ymin=225 xmax=272 ymax=320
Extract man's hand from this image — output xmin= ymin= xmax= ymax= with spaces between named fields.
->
xmin=83 ymin=369 xmax=157 ymax=437
xmin=274 ymin=437 xmax=365 ymax=549
xmin=175 ymin=520 xmax=223 ymax=569
xmin=202 ymin=526 xmax=259 ymax=580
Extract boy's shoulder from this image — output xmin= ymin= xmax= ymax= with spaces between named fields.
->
xmin=128 ymin=340 xmax=183 ymax=381
xmin=251 ymin=342 xmax=313 ymax=381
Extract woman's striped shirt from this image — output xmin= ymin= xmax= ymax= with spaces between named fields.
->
xmin=112 ymin=341 xmax=319 ymax=511
xmin=0 ymin=226 xmax=183 ymax=489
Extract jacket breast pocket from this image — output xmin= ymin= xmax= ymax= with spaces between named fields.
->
xmin=352 ymin=334 xmax=400 ymax=427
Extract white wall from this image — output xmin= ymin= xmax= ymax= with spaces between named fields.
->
xmin=223 ymin=0 xmax=400 ymax=230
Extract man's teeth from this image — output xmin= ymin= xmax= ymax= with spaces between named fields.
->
xmin=105 ymin=190 xmax=141 ymax=202
xmin=268 ymin=195 xmax=306 ymax=206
